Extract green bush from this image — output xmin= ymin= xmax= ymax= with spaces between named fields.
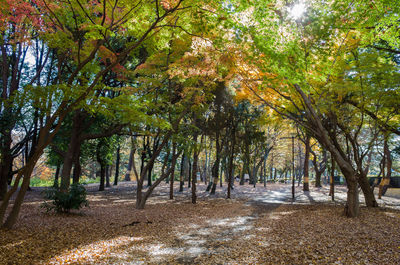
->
xmin=41 ymin=184 xmax=89 ymax=213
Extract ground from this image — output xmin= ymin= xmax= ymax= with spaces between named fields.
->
xmin=1 ymin=182 xmax=400 ymax=264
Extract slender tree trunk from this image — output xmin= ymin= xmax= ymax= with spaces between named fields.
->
xmin=379 ymin=136 xmax=392 ymax=198
xmin=114 ymin=143 xmax=120 ymax=185
xmin=227 ymin=125 xmax=236 ymax=199
xmin=136 ymin=179 xmax=144 ymax=209
xmin=136 ymin=142 xmax=179 ymax=209
xmin=329 ymin=157 xmax=335 ymax=200
xmin=179 ymin=154 xmax=185 ymax=192
xmin=72 ymin=146 xmax=82 ymax=184
xmin=263 ymin=157 xmax=267 ymax=187
xmin=240 ymin=146 xmax=250 ymax=186
xmin=169 ymin=154 xmax=175 ymax=200
xmin=210 ymin=158 xmax=220 ymax=194
xmin=125 ymin=146 xmax=134 ymax=181
xmin=53 ymin=165 xmax=61 ymax=188
xmin=315 ymin=171 xmax=322 ymax=188
xmin=2 ymin=170 xmax=31 ymax=228
xmin=0 ymin=136 xmax=12 ymax=200
xmin=192 ymin=134 xmax=199 ymax=204
xmin=188 ymin=158 xmax=192 ymax=188
xmin=303 ymin=135 xmax=310 ymax=191
xmin=162 ymin=143 xmax=170 ymax=183
xmin=140 ymin=136 xmax=146 ymax=176
xmin=99 ymin=164 xmax=105 ymax=191
xmin=204 ymin=137 xmax=209 ymax=184
xmin=169 ymin=142 xmax=177 ymax=200
xmin=106 ymin=165 xmax=111 ymax=187
xmin=1 ymin=147 xmax=44 ymax=228
xmin=147 ymin=164 xmax=153 ymax=187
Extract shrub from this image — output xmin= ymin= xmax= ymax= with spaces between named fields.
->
xmin=41 ymin=184 xmax=89 ymax=213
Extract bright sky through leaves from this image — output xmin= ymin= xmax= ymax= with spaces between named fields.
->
xmin=289 ymin=1 xmax=306 ymax=19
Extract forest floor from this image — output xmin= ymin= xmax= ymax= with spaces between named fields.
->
xmin=1 ymin=181 xmax=400 ymax=264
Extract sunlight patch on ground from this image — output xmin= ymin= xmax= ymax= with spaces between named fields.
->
xmin=23 ymin=201 xmax=42 ymax=205
xmin=170 ymin=215 xmax=257 ymax=261
xmin=0 ymin=240 xmax=26 ymax=249
xmin=384 ymin=212 xmax=400 ymax=219
xmin=207 ymin=216 xmax=254 ymax=227
xmin=112 ymin=199 xmax=134 ymax=203
xmin=141 ymin=243 xmax=209 ymax=262
xmin=46 ymin=236 xmax=143 ymax=264
xmin=86 ymin=196 xmax=109 ymax=202
xmin=267 ymin=210 xmax=296 ymax=220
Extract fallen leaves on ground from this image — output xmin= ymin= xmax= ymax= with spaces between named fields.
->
xmin=0 ymin=182 xmax=399 ymax=264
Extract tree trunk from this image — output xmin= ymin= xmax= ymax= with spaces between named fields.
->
xmin=191 ymin=134 xmax=199 ymax=204
xmin=1 ymin=147 xmax=43 ymax=228
xmin=60 ymin=110 xmax=83 ymax=192
xmin=379 ymin=136 xmax=392 ymax=198
xmin=358 ymin=172 xmax=378 ymax=207
xmin=227 ymin=125 xmax=236 ymax=199
xmin=136 ymin=179 xmax=144 ymax=209
xmin=162 ymin=144 xmax=170 ymax=183
xmin=188 ymin=158 xmax=192 ymax=188
xmin=114 ymin=143 xmax=120 ymax=185
xmin=179 ymin=154 xmax=185 ymax=192
xmin=147 ymin=163 xmax=153 ymax=187
xmin=136 ymin=142 xmax=179 ymax=209
xmin=303 ymin=135 xmax=310 ymax=191
xmin=329 ymin=157 xmax=335 ymax=200
xmin=106 ymin=165 xmax=111 ymax=187
xmin=169 ymin=149 xmax=175 ymax=200
xmin=2 ymin=170 xmax=31 ymax=229
xmin=210 ymin=152 xmax=220 ymax=195
xmin=99 ymin=163 xmax=105 ymax=191
xmin=263 ymin=158 xmax=267 ymax=187
xmin=345 ymin=179 xmax=359 ymax=217
xmin=0 ymin=136 xmax=12 ymax=200
xmin=53 ymin=165 xmax=61 ymax=188
xmin=125 ymin=147 xmax=134 ymax=181
xmin=315 ymin=171 xmax=322 ymax=188
xmin=72 ymin=146 xmax=82 ymax=184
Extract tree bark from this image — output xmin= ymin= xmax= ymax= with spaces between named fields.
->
xmin=169 ymin=144 xmax=176 ymax=200
xmin=99 ymin=163 xmax=106 ymax=191
xmin=345 ymin=179 xmax=359 ymax=217
xmin=60 ymin=110 xmax=83 ymax=192
xmin=125 ymin=145 xmax=134 ymax=181
xmin=379 ymin=136 xmax=392 ymax=198
xmin=0 ymin=142 xmax=12 ymax=200
xmin=1 ymin=145 xmax=44 ymax=228
xmin=329 ymin=157 xmax=335 ymax=200
xmin=105 ymin=165 xmax=111 ymax=187
xmin=53 ymin=165 xmax=61 ymax=188
xmin=191 ymin=134 xmax=199 ymax=204
xmin=179 ymin=153 xmax=185 ymax=192
xmin=72 ymin=146 xmax=82 ymax=184
xmin=303 ymin=135 xmax=310 ymax=191
xmin=114 ymin=143 xmax=120 ymax=185
xmin=188 ymin=158 xmax=192 ymax=188
xmin=227 ymin=124 xmax=236 ymax=199
xmin=358 ymin=172 xmax=378 ymax=207
xmin=136 ymin=141 xmax=179 ymax=209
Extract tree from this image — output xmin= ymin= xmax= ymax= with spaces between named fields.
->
xmin=226 ymin=0 xmax=399 ymax=217
xmin=0 ymin=0 xmax=214 ymax=229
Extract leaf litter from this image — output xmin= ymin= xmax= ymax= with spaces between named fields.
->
xmin=0 ymin=182 xmax=399 ymax=264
